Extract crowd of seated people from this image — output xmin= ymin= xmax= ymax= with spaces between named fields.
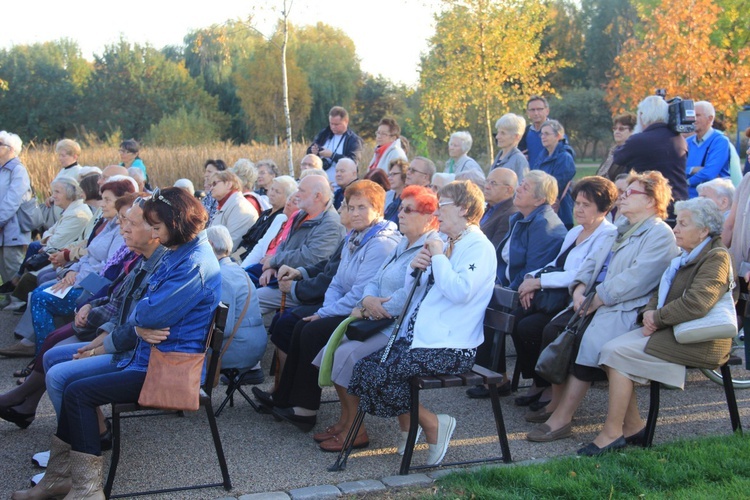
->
xmin=1 ymin=90 xmax=748 ymax=498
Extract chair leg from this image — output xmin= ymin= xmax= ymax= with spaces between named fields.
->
xmin=487 ymin=382 xmax=512 ymax=463
xmin=643 ymin=381 xmax=661 ymax=448
xmin=328 ymin=409 xmax=366 ymax=472
xmin=103 ymin=409 xmax=121 ymax=498
xmin=399 ymin=382 xmax=421 ymax=475
xmin=511 ymin=360 xmax=522 ymax=393
xmin=204 ymin=403 xmax=232 ymax=490
xmin=720 ymin=364 xmax=743 ymax=434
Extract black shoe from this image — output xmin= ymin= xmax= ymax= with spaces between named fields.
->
xmin=271 ymin=406 xmax=317 ymax=432
xmin=624 ymin=428 xmax=646 ymax=446
xmin=251 ymin=386 xmax=275 ymax=411
xmin=0 ymin=405 xmax=35 ymax=429
xmin=577 ymin=436 xmax=626 ymax=456
xmin=0 ymin=282 xmax=16 ymax=293
xmin=514 ymin=391 xmax=543 ymax=407
xmin=528 ymin=398 xmax=552 ymax=412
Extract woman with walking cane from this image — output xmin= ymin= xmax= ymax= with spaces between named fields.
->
xmin=345 ymin=180 xmax=497 ymax=466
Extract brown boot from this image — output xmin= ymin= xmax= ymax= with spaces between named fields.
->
xmin=62 ymin=451 xmax=105 ymax=500
xmin=12 ymin=435 xmax=72 ymax=500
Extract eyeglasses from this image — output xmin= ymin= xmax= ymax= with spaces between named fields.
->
xmin=407 ymin=167 xmax=428 ymax=176
xmin=438 ymin=200 xmax=455 ymax=208
xmin=612 ymin=126 xmax=631 ymax=132
xmin=118 ymin=148 xmax=135 ymax=154
xmin=210 ymin=180 xmax=223 ymax=188
xmin=622 ymin=188 xmax=648 ymax=199
xmin=387 ymin=171 xmax=402 ymax=177
xmin=0 ymin=143 xmax=8 ymax=148
xmin=398 ymin=205 xmax=426 ymax=215
xmin=527 ymin=107 xmax=547 ymax=113
xmin=152 ymin=188 xmax=173 ymax=206
xmin=375 ymin=131 xmax=394 ymax=137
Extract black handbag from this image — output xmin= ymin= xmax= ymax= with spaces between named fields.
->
xmin=345 ymin=318 xmax=394 ymax=342
xmin=24 ymin=252 xmax=51 ymax=272
xmin=532 ymin=266 xmax=571 ymax=314
xmin=535 ymin=294 xmax=594 ymax=384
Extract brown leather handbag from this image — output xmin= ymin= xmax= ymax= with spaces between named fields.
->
xmin=138 ymin=331 xmax=213 ymax=412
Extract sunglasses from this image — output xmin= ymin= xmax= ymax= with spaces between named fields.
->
xmin=398 ymin=205 xmax=427 ymax=215
xmin=621 ymin=188 xmax=648 ymax=199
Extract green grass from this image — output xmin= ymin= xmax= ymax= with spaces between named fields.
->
xmin=430 ymin=433 xmax=750 ymax=499
xmin=574 ymin=164 xmax=599 ymax=180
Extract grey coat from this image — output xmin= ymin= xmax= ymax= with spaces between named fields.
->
xmin=269 ymin=205 xmax=346 ymax=270
xmin=572 ymin=216 xmax=679 ymax=367
xmin=0 ymin=157 xmax=32 ymax=246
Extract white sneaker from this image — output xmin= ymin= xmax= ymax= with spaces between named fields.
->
xmin=426 ymin=414 xmax=456 ymax=466
xmin=4 ymin=298 xmax=26 ymax=311
xmin=32 ymin=450 xmax=50 ymax=467
xmin=30 ymin=472 xmax=45 ymax=486
xmin=397 ymin=426 xmax=423 ymax=456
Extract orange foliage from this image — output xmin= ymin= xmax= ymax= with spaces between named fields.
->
xmin=606 ymin=0 xmax=750 ymax=123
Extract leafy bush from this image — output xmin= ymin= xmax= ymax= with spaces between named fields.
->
xmin=146 ymin=108 xmax=221 ymax=146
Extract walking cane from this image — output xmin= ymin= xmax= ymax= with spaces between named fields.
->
xmin=273 ymin=292 xmax=287 ymax=390
xmin=329 ymin=269 xmax=425 ymax=472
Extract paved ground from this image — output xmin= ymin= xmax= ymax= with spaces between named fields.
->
xmin=0 ymin=309 xmax=748 ymax=499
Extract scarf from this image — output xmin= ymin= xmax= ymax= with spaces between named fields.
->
xmin=368 ymin=141 xmax=394 ymax=171
xmin=657 ymin=236 xmax=712 ymax=308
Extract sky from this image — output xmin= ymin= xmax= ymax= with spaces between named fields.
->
xmin=3 ymin=0 xmax=440 ymax=86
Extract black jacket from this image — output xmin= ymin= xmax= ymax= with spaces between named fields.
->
xmin=306 ymin=127 xmax=363 ymax=170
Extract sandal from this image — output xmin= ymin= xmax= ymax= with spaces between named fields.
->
xmin=16 ymin=377 xmax=26 ymax=385
xmin=13 ymin=363 xmax=34 ymax=378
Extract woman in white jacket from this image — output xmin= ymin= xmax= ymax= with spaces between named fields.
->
xmin=368 ymin=118 xmax=407 ymax=173
xmin=208 ymin=171 xmax=258 ymax=252
xmin=348 ymin=180 xmax=496 ymax=466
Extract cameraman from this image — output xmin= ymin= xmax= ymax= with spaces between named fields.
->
xmin=613 ymin=96 xmax=688 ymax=212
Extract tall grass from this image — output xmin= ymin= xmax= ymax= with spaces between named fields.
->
xmin=20 ymin=142 xmax=377 ymax=195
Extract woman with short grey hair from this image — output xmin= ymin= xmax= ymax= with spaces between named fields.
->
xmin=446 ymin=131 xmax=485 ymax=178
xmin=490 ymin=113 xmax=529 ymax=181
xmin=232 ymin=158 xmax=271 ymax=214
xmin=207 ymin=225 xmax=268 ymax=373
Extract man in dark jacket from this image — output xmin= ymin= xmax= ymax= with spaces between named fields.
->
xmin=307 ymin=106 xmax=363 ymax=186
xmin=481 ymin=167 xmax=519 ymax=248
xmin=613 ymin=95 xmax=689 ymax=212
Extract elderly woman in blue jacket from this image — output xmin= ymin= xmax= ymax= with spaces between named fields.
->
xmin=206 ymin=225 xmax=267 ymax=373
xmin=496 ymin=170 xmax=567 ymax=290
xmin=260 ymin=180 xmax=400 ymax=434
xmin=13 ymin=187 xmax=221 ymax=500
xmin=531 ymin=120 xmax=576 ymax=228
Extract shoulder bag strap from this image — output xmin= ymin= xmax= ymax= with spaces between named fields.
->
xmin=219 ymin=274 xmax=254 ymax=358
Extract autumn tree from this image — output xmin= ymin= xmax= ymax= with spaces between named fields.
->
xmin=420 ymin=0 xmax=557 ymax=162
xmin=581 ymin=0 xmax=637 ymax=89
xmin=606 ymin=0 xmax=750 ymax=123
xmin=233 ymin=26 xmax=312 ymax=148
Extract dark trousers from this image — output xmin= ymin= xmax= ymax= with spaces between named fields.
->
xmin=57 ymin=369 xmax=146 ymax=455
xmin=272 ymin=315 xmax=347 ymax=411
xmin=510 ymin=307 xmax=556 ymax=387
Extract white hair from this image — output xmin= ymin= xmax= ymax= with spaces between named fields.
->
xmin=174 ymin=178 xmax=196 ymax=195
xmin=231 ymin=158 xmax=258 ymax=190
xmin=0 ymin=131 xmax=23 ymax=155
xmin=695 ymin=101 xmax=716 ymax=119
xmin=450 ymin=131 xmax=473 ymax=154
xmin=51 ymin=177 xmax=83 ymax=201
xmin=272 ymin=175 xmax=298 ymax=198
xmin=674 ymin=197 xmax=724 ymax=236
xmin=637 ymin=96 xmax=669 ymax=128
xmin=495 ymin=113 xmax=526 ymax=137
xmin=300 ymin=169 xmax=328 ymax=180
xmin=205 ymin=225 xmax=234 ymax=258
xmin=697 ymin=178 xmax=735 ymax=201
xmin=108 ymin=174 xmax=139 ymax=193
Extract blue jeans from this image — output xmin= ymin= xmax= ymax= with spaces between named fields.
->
xmin=31 ymin=286 xmax=84 ymax=353
xmin=57 ymin=368 xmax=146 ymax=455
xmin=44 ymin=343 xmax=117 ymax=416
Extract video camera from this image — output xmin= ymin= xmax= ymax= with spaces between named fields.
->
xmin=655 ymin=89 xmax=695 ymax=134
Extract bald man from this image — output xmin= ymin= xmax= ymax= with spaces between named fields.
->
xmin=332 ymin=158 xmax=358 ymax=210
xmin=481 ymin=168 xmax=519 ymax=248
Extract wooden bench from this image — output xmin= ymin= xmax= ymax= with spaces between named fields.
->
xmin=400 ymin=365 xmax=512 ymax=474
